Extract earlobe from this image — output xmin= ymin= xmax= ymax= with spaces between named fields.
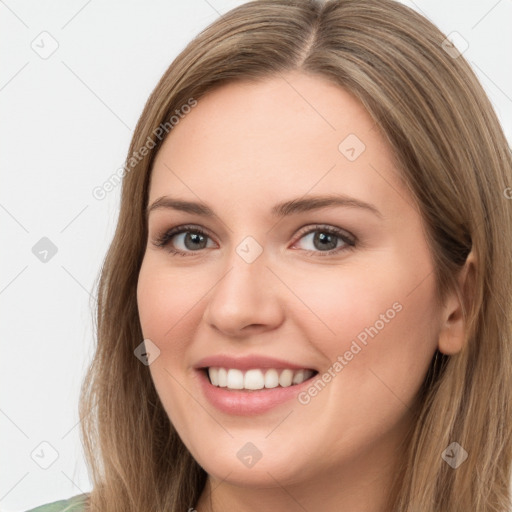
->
xmin=437 ymin=249 xmax=476 ymax=356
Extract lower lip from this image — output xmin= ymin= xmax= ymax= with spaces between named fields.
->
xmin=196 ymin=369 xmax=317 ymax=416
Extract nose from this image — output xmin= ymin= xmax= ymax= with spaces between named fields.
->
xmin=202 ymin=249 xmax=285 ymax=337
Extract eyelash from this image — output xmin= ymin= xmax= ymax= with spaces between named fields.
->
xmin=152 ymin=223 xmax=357 ymax=258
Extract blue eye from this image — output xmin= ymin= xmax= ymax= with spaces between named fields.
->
xmin=152 ymin=224 xmax=356 ymax=257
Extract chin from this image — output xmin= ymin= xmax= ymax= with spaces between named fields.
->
xmin=191 ymin=442 xmax=315 ymax=488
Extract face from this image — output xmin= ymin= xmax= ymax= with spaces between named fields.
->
xmin=137 ymin=71 xmax=444 ymax=489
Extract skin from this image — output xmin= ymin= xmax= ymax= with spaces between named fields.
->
xmin=136 ymin=71 xmax=472 ymax=512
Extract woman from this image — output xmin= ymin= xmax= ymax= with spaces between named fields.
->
xmin=27 ymin=0 xmax=512 ymax=510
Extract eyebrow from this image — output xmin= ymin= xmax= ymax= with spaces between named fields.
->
xmin=147 ymin=194 xmax=383 ymax=219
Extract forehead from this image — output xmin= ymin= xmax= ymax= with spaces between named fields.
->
xmin=148 ymin=71 xmax=408 ymax=217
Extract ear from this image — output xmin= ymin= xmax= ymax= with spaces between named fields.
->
xmin=437 ymin=249 xmax=476 ymax=355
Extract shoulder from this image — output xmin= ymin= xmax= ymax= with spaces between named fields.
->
xmin=25 ymin=493 xmax=89 ymax=512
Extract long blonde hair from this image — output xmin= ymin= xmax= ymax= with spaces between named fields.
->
xmin=79 ymin=1 xmax=512 ymax=510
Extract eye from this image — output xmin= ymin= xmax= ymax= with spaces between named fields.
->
xmin=152 ymin=224 xmax=216 ymax=256
xmin=291 ymin=224 xmax=356 ymax=257
xmin=152 ymin=223 xmax=356 ymax=257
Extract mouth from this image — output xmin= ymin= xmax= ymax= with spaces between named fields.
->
xmin=200 ymin=367 xmax=319 ymax=391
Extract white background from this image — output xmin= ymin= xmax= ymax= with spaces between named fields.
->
xmin=1 ymin=1 xmax=511 ymax=511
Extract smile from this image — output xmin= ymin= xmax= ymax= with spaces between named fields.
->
xmin=207 ymin=367 xmax=317 ymax=390
xmin=197 ymin=366 xmax=320 ymax=415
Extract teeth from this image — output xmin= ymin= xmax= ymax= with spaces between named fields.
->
xmin=207 ymin=367 xmax=314 ymax=390
xmin=227 ymin=369 xmax=244 ymax=389
xmin=218 ymin=368 xmax=227 ymax=387
xmin=264 ymin=369 xmax=279 ymax=389
xmin=209 ymin=367 xmax=219 ymax=386
xmin=244 ymin=369 xmax=265 ymax=390
xmin=279 ymin=369 xmax=293 ymax=387
xmin=292 ymin=369 xmax=305 ymax=385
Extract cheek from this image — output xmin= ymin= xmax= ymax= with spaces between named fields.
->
xmin=291 ymin=254 xmax=439 ymax=402
xmin=286 ymin=261 xmax=439 ymax=459
xmin=137 ymin=257 xmax=204 ymax=436
xmin=137 ymin=256 xmax=201 ymax=349
xmin=283 ymin=260 xmax=413 ymax=350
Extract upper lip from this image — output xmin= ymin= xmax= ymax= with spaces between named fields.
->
xmin=194 ymin=355 xmax=317 ymax=372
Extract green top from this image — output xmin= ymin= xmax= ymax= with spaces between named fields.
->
xmin=25 ymin=494 xmax=88 ymax=512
